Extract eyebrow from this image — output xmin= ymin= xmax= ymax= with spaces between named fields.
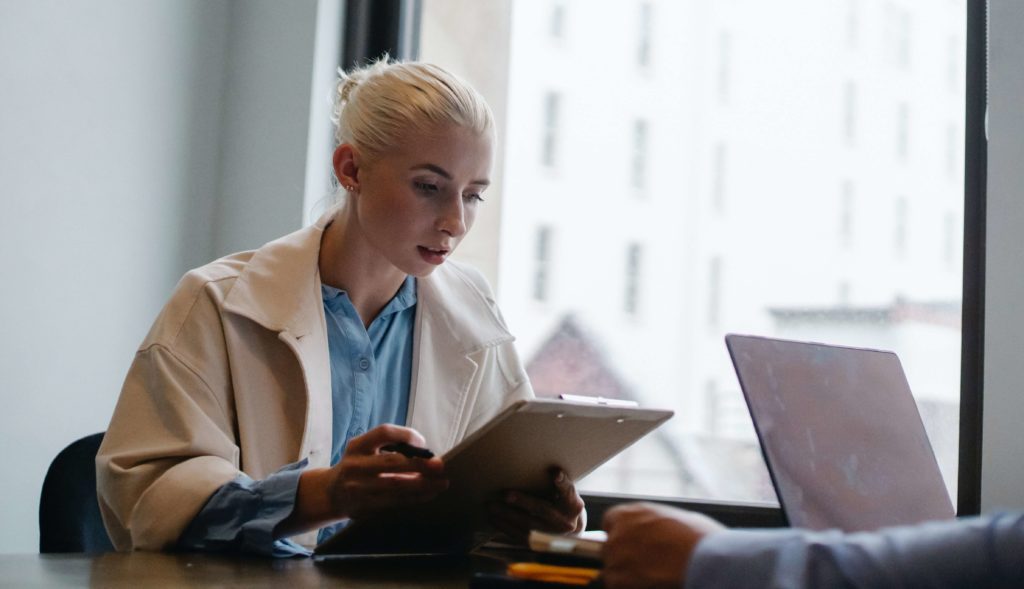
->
xmin=411 ymin=163 xmax=490 ymax=187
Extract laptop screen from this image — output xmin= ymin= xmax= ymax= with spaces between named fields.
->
xmin=726 ymin=334 xmax=955 ymax=532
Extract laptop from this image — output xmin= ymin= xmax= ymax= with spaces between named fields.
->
xmin=725 ymin=334 xmax=955 ymax=532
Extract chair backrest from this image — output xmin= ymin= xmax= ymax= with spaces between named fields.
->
xmin=39 ymin=432 xmax=114 ymax=553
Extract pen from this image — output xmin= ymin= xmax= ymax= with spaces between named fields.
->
xmin=380 ymin=442 xmax=435 ymax=459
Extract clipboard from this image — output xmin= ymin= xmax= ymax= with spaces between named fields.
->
xmin=314 ymin=398 xmax=673 ymax=557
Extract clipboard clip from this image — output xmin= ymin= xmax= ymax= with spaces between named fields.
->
xmin=558 ymin=394 xmax=640 ymax=408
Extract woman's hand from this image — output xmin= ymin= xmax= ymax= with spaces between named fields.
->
xmin=280 ymin=424 xmax=448 ymax=536
xmin=487 ymin=467 xmax=585 ymax=543
xmin=326 ymin=424 xmax=449 ymax=519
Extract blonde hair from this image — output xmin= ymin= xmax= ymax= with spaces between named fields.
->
xmin=332 ymin=58 xmax=494 ymax=161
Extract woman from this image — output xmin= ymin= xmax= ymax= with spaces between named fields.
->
xmin=97 ymin=60 xmax=584 ymax=555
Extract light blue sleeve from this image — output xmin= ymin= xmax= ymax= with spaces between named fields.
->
xmin=685 ymin=513 xmax=1024 ymax=588
xmin=177 ymin=460 xmax=313 ymax=557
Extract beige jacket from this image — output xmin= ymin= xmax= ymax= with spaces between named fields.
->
xmin=96 ymin=212 xmax=533 ymax=550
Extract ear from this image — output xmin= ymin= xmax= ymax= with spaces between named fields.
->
xmin=332 ymin=144 xmax=361 ymax=191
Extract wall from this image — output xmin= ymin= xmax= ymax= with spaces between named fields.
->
xmin=0 ymin=0 xmax=324 ymax=553
xmin=982 ymin=0 xmax=1024 ymax=512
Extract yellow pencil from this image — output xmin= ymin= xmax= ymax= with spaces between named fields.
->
xmin=507 ymin=562 xmax=602 ymax=586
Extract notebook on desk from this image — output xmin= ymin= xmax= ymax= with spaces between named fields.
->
xmin=725 ymin=334 xmax=955 ymax=532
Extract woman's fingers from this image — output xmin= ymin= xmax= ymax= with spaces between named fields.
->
xmin=503 ymin=491 xmax=578 ymax=532
xmin=550 ymin=469 xmax=585 ymax=527
xmin=346 ymin=424 xmax=428 ymax=455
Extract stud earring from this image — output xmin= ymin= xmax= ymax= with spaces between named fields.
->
xmin=342 ymin=183 xmax=357 ymax=192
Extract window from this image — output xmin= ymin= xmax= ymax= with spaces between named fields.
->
xmin=840 ymin=180 xmax=854 ymax=247
xmin=894 ymin=196 xmax=909 ymax=256
xmin=707 ymin=256 xmax=722 ymax=329
xmin=843 ymin=81 xmax=857 ymax=146
xmin=717 ymin=30 xmax=731 ymax=105
xmin=947 ymin=35 xmax=960 ymax=93
xmin=550 ymin=1 xmax=566 ymax=40
xmin=846 ymin=0 xmax=860 ymax=50
xmin=624 ymin=242 xmax=643 ymax=316
xmin=885 ymin=3 xmax=912 ymax=70
xmin=946 ymin=123 xmax=957 ymax=178
xmin=631 ymin=119 xmax=648 ymax=189
xmin=637 ymin=2 xmax=652 ymax=68
xmin=419 ymin=0 xmax=967 ymax=506
xmin=944 ymin=212 xmax=957 ymax=269
xmin=712 ymin=142 xmax=727 ymax=211
xmin=897 ymin=102 xmax=910 ymax=161
xmin=541 ymin=92 xmax=561 ymax=168
xmin=533 ymin=226 xmax=552 ymax=302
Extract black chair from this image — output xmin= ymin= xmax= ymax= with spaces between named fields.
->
xmin=39 ymin=432 xmax=114 ymax=553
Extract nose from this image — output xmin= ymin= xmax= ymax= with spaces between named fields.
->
xmin=436 ymin=194 xmax=467 ymax=238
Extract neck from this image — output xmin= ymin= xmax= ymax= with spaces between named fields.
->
xmin=318 ymin=206 xmax=407 ymax=328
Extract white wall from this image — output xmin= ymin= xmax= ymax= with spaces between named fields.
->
xmin=982 ymin=0 xmax=1024 ymax=512
xmin=0 ymin=0 xmax=325 ymax=553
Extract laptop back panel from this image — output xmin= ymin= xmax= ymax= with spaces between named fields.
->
xmin=725 ymin=334 xmax=954 ymax=532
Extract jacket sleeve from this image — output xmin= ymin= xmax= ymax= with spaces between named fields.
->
xmin=685 ymin=513 xmax=1024 ymax=588
xmin=97 ymin=343 xmax=243 ymax=551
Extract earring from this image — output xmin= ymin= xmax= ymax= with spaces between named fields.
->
xmin=342 ymin=183 xmax=357 ymax=192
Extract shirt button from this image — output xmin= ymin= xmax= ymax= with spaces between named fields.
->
xmin=358 ymin=357 xmax=370 ymax=370
xmin=352 ymin=427 xmax=364 ymax=436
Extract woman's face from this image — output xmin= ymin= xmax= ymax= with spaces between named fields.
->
xmin=352 ymin=124 xmax=493 ymax=277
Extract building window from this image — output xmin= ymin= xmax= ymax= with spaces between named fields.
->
xmin=894 ymin=197 xmax=908 ymax=256
xmin=944 ymin=212 xmax=956 ymax=269
xmin=541 ymin=92 xmax=561 ymax=168
xmin=708 ymin=256 xmax=722 ymax=328
xmin=840 ymin=180 xmax=854 ymax=248
xmin=631 ymin=119 xmax=648 ymax=189
xmin=705 ymin=379 xmax=720 ymax=435
xmin=885 ymin=3 xmax=912 ymax=70
xmin=838 ymin=281 xmax=851 ymax=305
xmin=897 ymin=102 xmax=910 ymax=161
xmin=550 ymin=1 xmax=566 ymax=40
xmin=717 ymin=30 xmax=731 ymax=105
xmin=624 ymin=243 xmax=643 ymax=315
xmin=947 ymin=35 xmax=960 ymax=93
xmin=946 ymin=124 xmax=957 ymax=178
xmin=843 ymin=81 xmax=857 ymax=146
xmin=637 ymin=2 xmax=652 ymax=68
xmin=712 ymin=142 xmax=727 ymax=212
xmin=533 ymin=226 xmax=552 ymax=301
xmin=846 ymin=0 xmax=859 ymax=50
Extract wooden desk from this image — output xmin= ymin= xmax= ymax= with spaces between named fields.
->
xmin=0 ymin=551 xmax=512 ymax=588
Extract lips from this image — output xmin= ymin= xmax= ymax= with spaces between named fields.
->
xmin=417 ymin=245 xmax=450 ymax=265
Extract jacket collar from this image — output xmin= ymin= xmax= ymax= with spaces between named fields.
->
xmin=221 ymin=211 xmax=332 ymax=338
xmin=222 ymin=208 xmax=512 ymax=349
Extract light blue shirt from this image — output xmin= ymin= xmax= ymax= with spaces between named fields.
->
xmin=178 ymin=277 xmax=417 ymax=556
xmin=686 ymin=512 xmax=1024 ymax=588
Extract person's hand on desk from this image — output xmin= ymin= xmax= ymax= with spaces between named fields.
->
xmin=601 ymin=502 xmax=726 ymax=589
xmin=280 ymin=425 xmax=448 ymax=535
xmin=487 ymin=467 xmax=585 ymax=543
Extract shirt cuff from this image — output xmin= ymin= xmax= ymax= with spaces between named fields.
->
xmin=178 ymin=459 xmax=313 ymax=557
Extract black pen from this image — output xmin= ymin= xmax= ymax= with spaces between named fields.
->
xmin=380 ymin=442 xmax=435 ymax=459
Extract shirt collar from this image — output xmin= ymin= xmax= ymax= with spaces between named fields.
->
xmin=321 ymin=275 xmax=417 ymax=322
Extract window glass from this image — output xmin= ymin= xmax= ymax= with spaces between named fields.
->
xmin=420 ymin=0 xmax=966 ymax=504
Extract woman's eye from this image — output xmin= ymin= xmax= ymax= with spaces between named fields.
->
xmin=414 ymin=181 xmax=439 ymax=193
xmin=463 ymin=193 xmax=485 ymax=203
